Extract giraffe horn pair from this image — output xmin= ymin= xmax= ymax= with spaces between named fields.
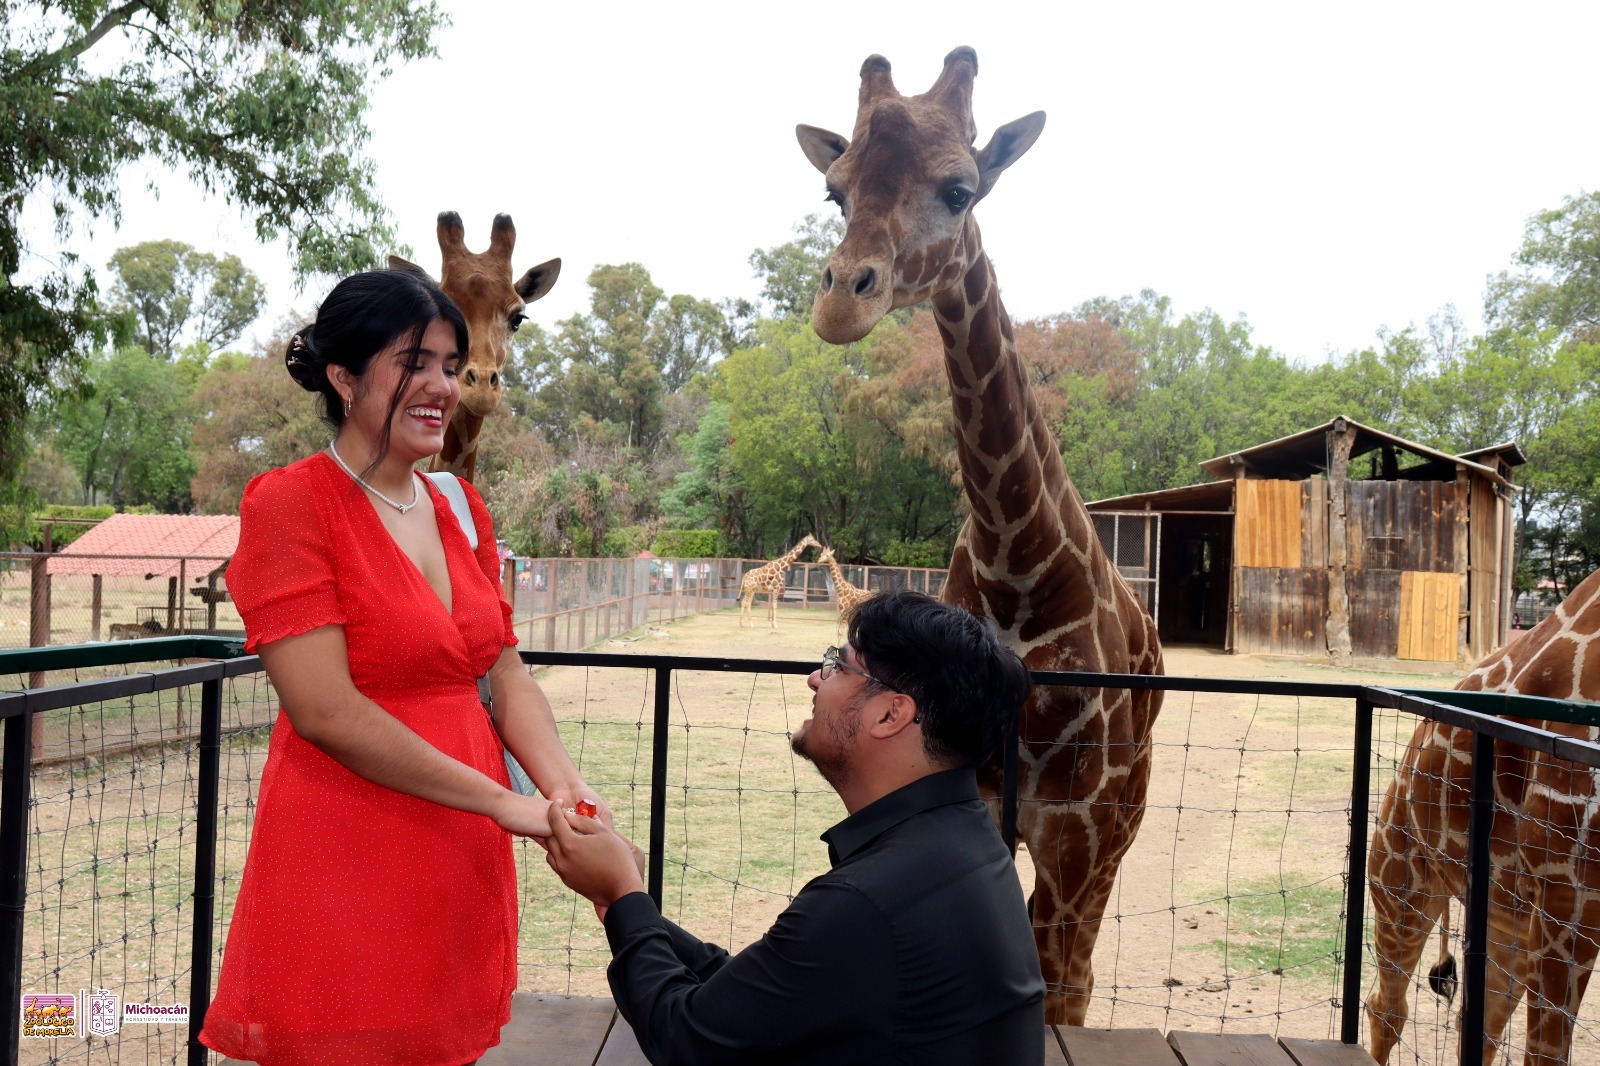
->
xmin=855 ymin=47 xmax=978 ymax=141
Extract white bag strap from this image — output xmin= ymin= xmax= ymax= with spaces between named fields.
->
xmin=425 ymin=471 xmax=478 ymax=551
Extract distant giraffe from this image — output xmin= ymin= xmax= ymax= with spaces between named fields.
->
xmin=1366 ymin=565 xmax=1600 ymax=1066
xmin=390 ymin=211 xmax=560 ymax=483
xmin=817 ymin=546 xmax=873 ymax=636
xmin=796 ymin=46 xmax=1164 ymax=1024
xmin=738 ymin=534 xmax=820 ymax=629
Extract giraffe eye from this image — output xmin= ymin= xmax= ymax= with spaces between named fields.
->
xmin=508 ymin=311 xmax=526 ymax=332
xmin=943 ymin=185 xmax=974 ymax=214
xmin=824 ymin=186 xmax=846 ymax=216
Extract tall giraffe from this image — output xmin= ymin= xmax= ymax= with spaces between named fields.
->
xmin=796 ymin=48 xmax=1164 ymax=1024
xmin=738 ymin=534 xmax=820 ymax=629
xmin=817 ymin=546 xmax=873 ymax=636
xmin=390 ymin=211 xmax=561 ymax=483
xmin=1367 ymin=565 xmax=1600 ymax=1066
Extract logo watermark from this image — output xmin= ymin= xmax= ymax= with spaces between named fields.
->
xmin=20 ymin=989 xmax=189 ymax=1038
xmin=19 ymin=994 xmax=77 ymax=1038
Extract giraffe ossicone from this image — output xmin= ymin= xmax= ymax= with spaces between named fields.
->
xmin=797 ymin=47 xmax=1164 ymax=1026
xmin=389 ymin=211 xmax=561 ymax=483
xmin=1366 ymin=565 xmax=1600 ymax=1066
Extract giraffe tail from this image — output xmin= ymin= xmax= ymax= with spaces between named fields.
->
xmin=1426 ymin=907 xmax=1458 ymax=1004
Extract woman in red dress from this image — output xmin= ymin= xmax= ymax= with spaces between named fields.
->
xmin=200 ymin=270 xmax=604 ymax=1065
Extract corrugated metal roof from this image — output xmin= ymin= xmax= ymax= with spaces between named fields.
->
xmin=1197 ymin=416 xmax=1516 ymax=492
xmin=46 ymin=514 xmax=239 ymax=580
xmin=1087 ymin=481 xmax=1235 ymax=512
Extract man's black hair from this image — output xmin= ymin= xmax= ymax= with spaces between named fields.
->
xmin=847 ymin=590 xmax=1031 ymax=765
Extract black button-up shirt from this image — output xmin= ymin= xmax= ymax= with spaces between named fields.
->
xmin=603 ymin=767 xmax=1044 ymax=1064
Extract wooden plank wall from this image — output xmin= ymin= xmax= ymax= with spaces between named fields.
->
xmin=1346 ymin=482 xmax=1457 ymax=571
xmin=1468 ymin=474 xmax=1505 ymax=660
xmin=1347 ymin=569 xmax=1401 ymax=658
xmin=1301 ymin=477 xmax=1328 ymax=569
xmin=1234 ymin=567 xmax=1328 ymax=655
xmin=1235 ymin=480 xmax=1303 ymax=568
xmin=1232 ymin=477 xmax=1474 ymax=661
xmin=1398 ymin=571 xmax=1460 ymax=661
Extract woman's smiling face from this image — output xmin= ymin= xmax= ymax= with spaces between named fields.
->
xmin=346 ymin=317 xmax=462 ymax=464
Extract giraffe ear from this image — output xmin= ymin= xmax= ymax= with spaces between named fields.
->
xmin=388 ymin=255 xmax=434 ymax=281
xmin=975 ymin=111 xmax=1046 ymax=199
xmin=797 ymin=125 xmax=849 ymax=175
xmin=515 ymin=258 xmax=562 ymax=303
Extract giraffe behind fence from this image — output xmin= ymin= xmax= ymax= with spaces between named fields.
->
xmin=738 ymin=535 xmax=820 ymax=629
xmin=1366 ymin=565 xmax=1600 ymax=1066
xmin=817 ymin=546 xmax=873 ymax=637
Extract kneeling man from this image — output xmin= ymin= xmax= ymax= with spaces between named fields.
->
xmin=544 ymin=589 xmax=1043 ymax=1064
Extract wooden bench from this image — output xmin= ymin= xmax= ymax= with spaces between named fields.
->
xmin=469 ymin=995 xmax=1379 ymax=1065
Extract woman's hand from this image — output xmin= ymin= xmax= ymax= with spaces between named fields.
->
xmin=493 ymin=791 xmax=555 ymax=838
xmin=550 ymin=780 xmax=614 ymax=830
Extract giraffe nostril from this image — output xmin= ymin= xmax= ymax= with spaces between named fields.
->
xmin=489 ymin=372 xmax=499 ymax=389
xmin=822 ymin=267 xmax=834 ymax=292
xmin=463 ymin=368 xmax=477 ymax=386
xmin=853 ymin=267 xmax=876 ymax=297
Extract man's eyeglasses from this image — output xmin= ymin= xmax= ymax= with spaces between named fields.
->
xmin=820 ymin=646 xmax=902 ymax=694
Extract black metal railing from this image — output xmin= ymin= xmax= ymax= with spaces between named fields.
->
xmin=3 ymin=642 xmax=1598 ymax=1066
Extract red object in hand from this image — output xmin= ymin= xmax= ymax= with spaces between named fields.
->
xmin=575 ymin=799 xmax=597 ymax=818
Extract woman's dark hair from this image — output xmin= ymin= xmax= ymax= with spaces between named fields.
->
xmin=284 ymin=268 xmax=469 ymax=471
xmin=848 ymin=589 xmax=1032 ymax=767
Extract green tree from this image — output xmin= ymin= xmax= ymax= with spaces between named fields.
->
xmin=107 ymin=240 xmax=266 ymax=359
xmin=187 ymin=343 xmax=327 ymax=513
xmin=523 ymin=264 xmax=731 ymax=452
xmin=0 ymin=0 xmax=446 ymax=486
xmin=748 ymin=214 xmax=844 ymax=321
xmin=56 ymin=345 xmax=195 ymax=509
xmin=1488 ymin=190 xmax=1600 ymax=343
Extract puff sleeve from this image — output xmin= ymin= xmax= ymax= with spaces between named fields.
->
xmin=227 ymin=466 xmax=346 ymax=653
xmin=461 ymin=478 xmax=519 ymax=648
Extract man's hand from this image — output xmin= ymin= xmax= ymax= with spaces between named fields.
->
xmin=543 ymin=790 xmax=647 ymax=919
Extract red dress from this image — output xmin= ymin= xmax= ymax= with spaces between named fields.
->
xmin=200 ymin=453 xmax=520 ymax=1066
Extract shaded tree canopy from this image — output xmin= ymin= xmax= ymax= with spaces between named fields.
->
xmin=108 ymin=240 xmax=266 ymax=359
xmin=0 ymin=0 xmax=446 ymax=485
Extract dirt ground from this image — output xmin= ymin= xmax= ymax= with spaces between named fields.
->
xmin=20 ymin=603 xmax=1592 ymax=1066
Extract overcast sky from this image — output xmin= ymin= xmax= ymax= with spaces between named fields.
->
xmin=31 ymin=0 xmax=1600 ymax=365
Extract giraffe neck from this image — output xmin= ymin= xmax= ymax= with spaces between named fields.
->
xmin=431 ymin=410 xmax=483 ymax=482
xmin=931 ymin=249 xmax=1103 ymax=631
xmin=824 ymin=555 xmax=854 ymax=592
xmin=773 ymin=542 xmax=809 ymax=570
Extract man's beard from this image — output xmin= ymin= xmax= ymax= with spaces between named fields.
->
xmin=791 ymin=694 xmax=864 ymax=789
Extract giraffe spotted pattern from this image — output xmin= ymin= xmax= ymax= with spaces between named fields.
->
xmin=1367 ymin=565 xmax=1600 ymax=1065
xmin=797 ymin=47 xmax=1164 ymax=1025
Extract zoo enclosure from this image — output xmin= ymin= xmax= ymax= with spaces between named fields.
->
xmin=4 ymin=512 xmax=1160 ymax=657
xmin=5 ymin=641 xmax=1598 ymax=1065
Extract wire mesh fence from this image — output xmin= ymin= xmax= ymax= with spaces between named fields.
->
xmin=5 ymin=625 xmax=1599 ymax=1066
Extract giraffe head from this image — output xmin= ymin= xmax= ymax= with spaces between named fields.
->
xmin=818 ymin=545 xmax=836 ymax=565
xmin=796 ymin=47 xmax=1045 ymax=345
xmin=390 ymin=211 xmax=561 ymax=420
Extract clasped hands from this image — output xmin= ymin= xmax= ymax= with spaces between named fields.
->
xmin=540 ymin=789 xmax=647 ymax=921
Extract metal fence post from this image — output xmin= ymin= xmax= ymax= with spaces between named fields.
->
xmin=1458 ymin=730 xmax=1494 ymax=1066
xmin=187 ymin=675 xmax=223 ymax=1065
xmin=2 ymin=697 xmax=36 ymax=1066
xmin=1341 ymin=697 xmax=1374 ymax=1043
xmin=648 ymin=666 xmax=671 ymax=906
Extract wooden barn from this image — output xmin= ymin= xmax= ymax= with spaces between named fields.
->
xmin=1087 ymin=417 xmax=1522 ymax=664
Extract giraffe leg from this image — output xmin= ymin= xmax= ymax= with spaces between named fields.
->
xmin=1366 ymin=866 xmax=1447 ymax=1065
xmin=1471 ymin=903 xmax=1526 ymax=1066
xmin=1518 ymin=875 xmax=1597 ymax=1066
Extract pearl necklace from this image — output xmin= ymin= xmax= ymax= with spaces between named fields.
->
xmin=327 ymin=440 xmax=420 ymax=514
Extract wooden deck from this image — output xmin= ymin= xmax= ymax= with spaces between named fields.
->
xmin=478 ymin=993 xmax=1380 ymax=1065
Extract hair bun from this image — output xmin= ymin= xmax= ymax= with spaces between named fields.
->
xmin=284 ymin=329 xmax=323 ymax=391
